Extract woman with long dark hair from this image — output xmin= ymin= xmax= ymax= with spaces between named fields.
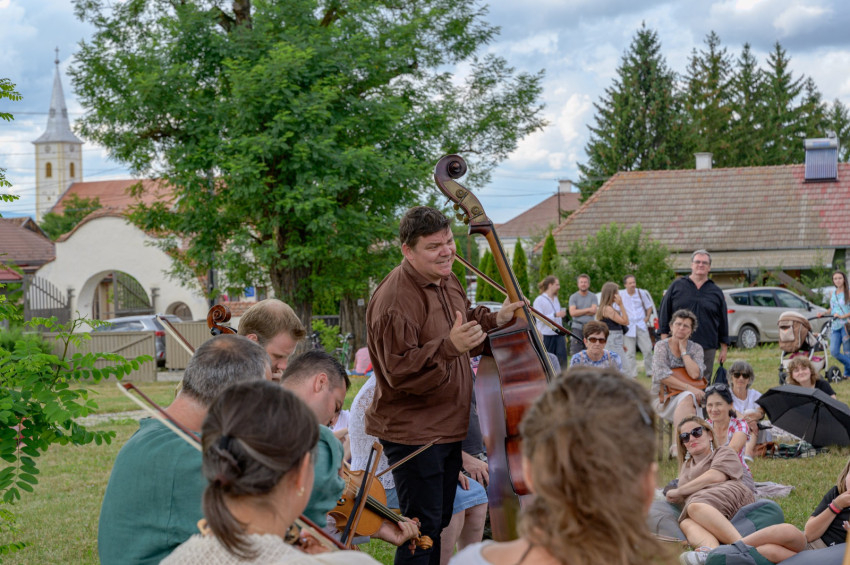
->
xmin=827 ymin=270 xmax=850 ymax=378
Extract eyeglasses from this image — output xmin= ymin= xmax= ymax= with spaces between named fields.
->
xmin=731 ymin=373 xmax=750 ymax=380
xmin=679 ymin=427 xmax=706 ymax=442
xmin=692 ymin=260 xmax=710 ymax=266
xmin=705 ymin=384 xmax=728 ymax=394
xmin=585 ymin=337 xmax=607 ymax=344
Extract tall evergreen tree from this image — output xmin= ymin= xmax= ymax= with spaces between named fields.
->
xmin=577 ymin=23 xmax=687 ymax=200
xmin=476 ymin=251 xmax=493 ymax=302
xmin=683 ymin=32 xmax=734 ymax=167
xmin=539 ymin=232 xmax=559 ymax=280
xmin=729 ymin=43 xmax=765 ymax=166
xmin=761 ymin=42 xmax=806 ymax=164
xmin=827 ymin=100 xmax=850 ymax=162
xmin=799 ymin=77 xmax=828 ymax=140
xmin=512 ymin=240 xmax=530 ymax=298
xmin=483 ymin=249 xmax=503 ymax=302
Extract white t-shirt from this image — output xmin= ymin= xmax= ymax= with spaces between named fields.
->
xmin=532 ymin=294 xmax=561 ymax=336
xmin=732 ymin=388 xmax=762 ymax=415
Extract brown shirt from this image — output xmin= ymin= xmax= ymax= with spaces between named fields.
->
xmin=365 ymin=259 xmax=498 ymax=444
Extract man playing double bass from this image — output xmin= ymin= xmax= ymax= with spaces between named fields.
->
xmin=366 ymin=206 xmax=522 ymax=564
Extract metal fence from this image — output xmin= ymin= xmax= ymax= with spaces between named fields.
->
xmin=43 ymin=331 xmax=158 ymax=382
xmin=23 ymin=275 xmax=71 ymax=325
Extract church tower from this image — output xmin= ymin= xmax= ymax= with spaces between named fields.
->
xmin=32 ymin=49 xmax=83 ymax=223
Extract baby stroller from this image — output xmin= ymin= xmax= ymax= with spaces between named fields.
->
xmin=777 ymin=311 xmax=841 ymax=384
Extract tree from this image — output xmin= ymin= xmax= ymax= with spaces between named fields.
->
xmin=560 ymin=223 xmax=672 ymax=303
xmin=798 ymin=77 xmax=828 ymax=141
xmin=0 ymin=78 xmax=21 ymax=190
xmin=71 ymin=0 xmax=545 ymax=331
xmin=476 ymin=251 xmax=493 ymax=302
xmin=827 ymin=99 xmax=850 ymax=162
xmin=577 ymin=23 xmax=687 ymax=199
xmin=683 ymin=32 xmax=734 ymax=167
xmin=511 ymin=240 xmax=529 ymax=298
xmin=40 ymin=194 xmax=102 ymax=240
xmin=539 ymin=232 xmax=559 ymax=280
xmin=761 ymin=42 xmax=806 ymax=164
xmin=483 ymin=248 xmax=503 ymax=302
xmin=728 ymin=43 xmax=765 ymax=166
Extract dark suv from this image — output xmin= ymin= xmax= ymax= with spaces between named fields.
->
xmin=93 ymin=314 xmax=182 ymax=367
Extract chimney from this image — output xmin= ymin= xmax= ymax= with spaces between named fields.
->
xmin=695 ymin=153 xmax=713 ymax=170
xmin=558 ymin=179 xmax=575 ymax=193
xmin=804 ymin=135 xmax=838 ymax=182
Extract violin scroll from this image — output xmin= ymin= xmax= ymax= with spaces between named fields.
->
xmin=434 ymin=155 xmax=488 ymax=226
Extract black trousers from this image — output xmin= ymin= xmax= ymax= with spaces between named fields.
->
xmin=381 ymin=439 xmax=463 ymax=565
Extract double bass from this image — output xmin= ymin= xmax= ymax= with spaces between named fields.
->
xmin=434 ymin=154 xmax=557 ymax=541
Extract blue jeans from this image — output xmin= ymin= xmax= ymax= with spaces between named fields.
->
xmin=831 ymin=326 xmax=850 ymax=375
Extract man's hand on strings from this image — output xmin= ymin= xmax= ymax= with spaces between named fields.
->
xmin=496 ymin=300 xmax=525 ymax=326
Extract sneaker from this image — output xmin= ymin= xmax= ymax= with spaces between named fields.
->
xmin=679 ymin=548 xmax=710 ymax=565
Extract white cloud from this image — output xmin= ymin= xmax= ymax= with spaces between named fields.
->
xmin=773 ymin=3 xmax=830 ymax=37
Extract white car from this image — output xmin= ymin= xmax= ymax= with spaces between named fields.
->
xmin=724 ymin=287 xmax=827 ymax=349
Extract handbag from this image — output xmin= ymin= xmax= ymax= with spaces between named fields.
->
xmin=711 ymin=362 xmax=728 ymax=386
xmin=659 ymin=366 xmax=708 ymax=405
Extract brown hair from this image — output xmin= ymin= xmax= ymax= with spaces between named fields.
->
xmin=538 ymin=275 xmax=558 ymax=293
xmin=582 ymin=320 xmax=609 ymax=339
xmin=281 ymin=350 xmax=351 ymax=392
xmin=834 ymin=270 xmax=850 ymax=303
xmin=787 ymin=356 xmax=817 ymax=386
xmin=595 ymin=282 xmax=619 ymax=321
xmin=238 ymin=299 xmax=306 ymax=346
xmin=676 ymin=416 xmax=716 ymax=468
xmin=837 ymin=456 xmax=850 ymax=494
xmin=201 ymin=381 xmax=318 ymax=559
xmin=399 ymin=206 xmax=450 ymax=248
xmin=671 ymin=309 xmax=698 ymax=334
xmin=519 ymin=367 xmax=661 ymax=565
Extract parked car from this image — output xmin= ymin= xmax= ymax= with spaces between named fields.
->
xmin=724 ymin=287 xmax=827 ymax=349
xmin=93 ymin=314 xmax=182 ymax=367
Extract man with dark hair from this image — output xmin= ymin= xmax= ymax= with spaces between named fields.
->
xmin=98 ymin=335 xmax=270 ymax=565
xmin=239 ymin=298 xmax=307 ymax=380
xmin=659 ymin=249 xmax=729 ymax=378
xmin=280 ymin=350 xmax=416 ymax=545
xmin=366 ymin=205 xmax=522 ymax=564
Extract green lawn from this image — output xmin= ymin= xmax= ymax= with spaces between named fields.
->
xmin=2 ymin=347 xmax=849 ymax=563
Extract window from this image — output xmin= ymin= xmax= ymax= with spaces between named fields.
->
xmin=45 ymin=162 xmax=52 ymax=178
xmin=750 ymin=290 xmax=777 ymax=307
xmin=731 ymin=293 xmax=749 ymax=306
xmin=776 ymin=290 xmax=808 ymax=309
xmin=70 ymin=163 xmax=75 ymax=177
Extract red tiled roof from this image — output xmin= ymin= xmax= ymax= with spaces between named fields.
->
xmin=0 ymin=218 xmax=55 ymax=270
xmin=545 ymin=164 xmax=850 ymax=254
xmin=496 ymin=193 xmax=582 ymax=238
xmin=50 ymin=178 xmax=174 ymax=216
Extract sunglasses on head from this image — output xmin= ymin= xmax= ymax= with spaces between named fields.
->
xmin=705 ymin=384 xmax=728 ymax=394
xmin=679 ymin=427 xmax=706 ymax=442
xmin=586 ymin=336 xmax=607 ymax=344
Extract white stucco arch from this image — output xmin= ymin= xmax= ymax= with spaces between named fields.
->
xmin=36 ymin=213 xmax=208 ymax=321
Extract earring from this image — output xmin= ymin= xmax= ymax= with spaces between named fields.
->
xmin=297 ymin=486 xmax=305 ymax=496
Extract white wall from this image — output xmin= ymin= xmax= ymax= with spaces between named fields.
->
xmin=36 ymin=215 xmax=208 ymax=321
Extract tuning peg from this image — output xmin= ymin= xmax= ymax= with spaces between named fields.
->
xmin=456 ymin=213 xmax=465 ymax=223
xmin=453 ymin=203 xmax=460 ymax=211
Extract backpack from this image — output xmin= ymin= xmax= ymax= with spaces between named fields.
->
xmin=705 ymin=541 xmax=773 ymax=565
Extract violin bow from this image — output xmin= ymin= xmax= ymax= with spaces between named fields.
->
xmin=454 ymin=254 xmax=582 ymax=342
xmin=157 ymin=315 xmax=196 ymax=356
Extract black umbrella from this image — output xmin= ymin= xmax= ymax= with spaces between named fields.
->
xmin=756 ymin=385 xmax=850 ymax=448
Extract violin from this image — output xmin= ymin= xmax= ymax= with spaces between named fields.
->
xmin=330 ymin=467 xmax=433 ymax=553
xmin=434 ymin=155 xmax=556 ymax=541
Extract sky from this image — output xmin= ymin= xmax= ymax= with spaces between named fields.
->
xmin=1 ymin=0 xmax=850 ymax=223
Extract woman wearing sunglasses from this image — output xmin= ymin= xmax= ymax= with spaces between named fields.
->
xmin=568 ymin=320 xmax=623 ymax=370
xmin=728 ymin=360 xmax=768 ymax=460
xmin=703 ymin=384 xmax=755 ymax=492
xmin=669 ymin=417 xmax=804 ymax=564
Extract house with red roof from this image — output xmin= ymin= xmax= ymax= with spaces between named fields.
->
xmin=541 ymin=142 xmax=847 ymax=289
xmin=0 ymin=217 xmax=55 ymax=282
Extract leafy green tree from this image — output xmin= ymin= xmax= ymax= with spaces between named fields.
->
xmin=40 ymin=194 xmax=102 ymax=240
xmin=728 ymin=43 xmax=765 ymax=166
xmin=71 ymin=0 xmax=545 ymax=329
xmin=476 ymin=251 xmax=493 ymax=302
xmin=683 ymin=32 xmax=733 ymax=167
xmin=511 ymin=240 xmax=530 ymax=298
xmin=761 ymin=42 xmax=806 ymax=164
xmin=560 ymin=223 xmax=672 ymax=302
xmin=539 ymin=232 xmax=559 ymax=280
xmin=577 ymin=24 xmax=687 ymax=199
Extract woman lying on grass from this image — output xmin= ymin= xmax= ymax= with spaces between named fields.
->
xmin=669 ymin=417 xmax=805 ymax=564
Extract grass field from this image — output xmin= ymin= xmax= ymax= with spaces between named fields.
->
xmin=2 ymin=345 xmax=850 ymax=563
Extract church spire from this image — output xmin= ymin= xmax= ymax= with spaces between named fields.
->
xmin=33 ymin=48 xmax=82 ymax=144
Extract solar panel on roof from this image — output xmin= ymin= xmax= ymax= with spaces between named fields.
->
xmin=804 ymin=138 xmax=838 ymax=182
